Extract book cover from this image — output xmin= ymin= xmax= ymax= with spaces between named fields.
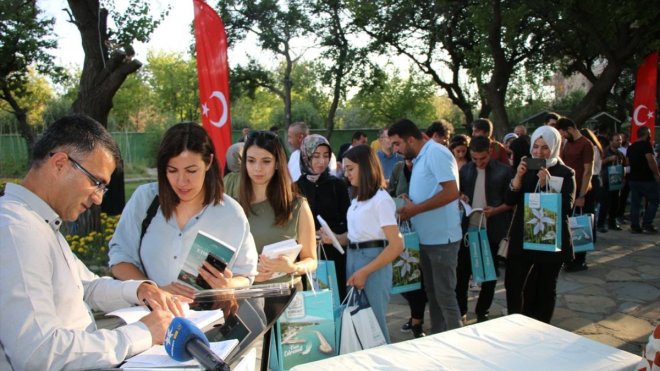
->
xmin=178 ymin=230 xmax=237 ymax=290
xmin=261 ymin=239 xmax=302 ymax=279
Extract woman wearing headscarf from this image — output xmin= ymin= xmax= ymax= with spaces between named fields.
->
xmin=503 ymin=125 xmax=576 ymax=323
xmin=296 ymin=134 xmax=351 ymax=300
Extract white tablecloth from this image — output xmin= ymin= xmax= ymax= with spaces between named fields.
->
xmin=291 ymin=314 xmax=641 ymax=371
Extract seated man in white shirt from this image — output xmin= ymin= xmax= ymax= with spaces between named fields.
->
xmin=0 ymin=114 xmax=180 ymax=370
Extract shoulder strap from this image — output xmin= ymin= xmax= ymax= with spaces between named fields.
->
xmin=138 ymin=195 xmax=159 ymax=277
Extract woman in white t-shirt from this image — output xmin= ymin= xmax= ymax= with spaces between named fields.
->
xmin=339 ymin=144 xmax=403 ymax=342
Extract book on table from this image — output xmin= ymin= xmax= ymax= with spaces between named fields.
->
xmin=261 ymin=239 xmax=303 ymax=279
xmin=178 ymin=230 xmax=237 ymax=290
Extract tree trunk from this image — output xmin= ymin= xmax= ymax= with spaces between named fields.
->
xmin=570 ymin=61 xmax=623 ymax=126
xmin=1 ymin=86 xmax=35 ymax=161
xmin=67 ymin=0 xmax=143 ymax=224
xmin=282 ymin=45 xmax=293 ymax=127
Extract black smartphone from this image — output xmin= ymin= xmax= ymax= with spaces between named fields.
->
xmin=524 ymin=157 xmax=546 ymax=171
xmin=195 ymin=253 xmax=227 ymax=289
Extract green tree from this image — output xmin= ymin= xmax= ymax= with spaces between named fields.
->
xmin=349 ymin=68 xmax=437 ymax=128
xmin=0 ymin=1 xmax=61 ymax=157
xmin=218 ymin=0 xmax=313 ymax=127
xmin=536 ymin=0 xmax=660 ymax=124
xmin=145 ymin=51 xmax=199 ymax=122
xmin=108 ymin=70 xmax=154 ymax=131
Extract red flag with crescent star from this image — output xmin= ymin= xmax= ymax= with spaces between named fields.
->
xmin=193 ymin=0 xmax=232 ymax=172
xmin=630 ymin=52 xmax=657 ymax=144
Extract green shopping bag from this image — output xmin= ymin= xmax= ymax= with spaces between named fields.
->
xmin=523 ymin=182 xmax=562 ymax=252
xmin=391 ymin=221 xmax=422 ymax=294
xmin=607 ymin=164 xmax=624 ymax=191
xmin=466 ymin=214 xmax=497 ymax=283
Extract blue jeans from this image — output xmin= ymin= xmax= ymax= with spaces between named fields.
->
xmin=346 ymin=247 xmax=392 ymax=343
xmin=420 ymin=241 xmax=462 ymax=333
xmin=629 ymin=181 xmax=660 ymax=228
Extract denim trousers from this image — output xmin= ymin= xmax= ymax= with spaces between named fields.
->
xmin=629 ymin=180 xmax=660 ymax=227
xmin=346 ymin=247 xmax=392 ymax=343
xmin=419 ymin=241 xmax=462 ymax=334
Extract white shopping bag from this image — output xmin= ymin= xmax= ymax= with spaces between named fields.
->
xmin=349 ymin=290 xmax=387 ymax=350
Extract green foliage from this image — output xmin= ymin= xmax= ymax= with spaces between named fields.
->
xmin=349 ymin=68 xmax=438 ymax=128
xmin=109 ymin=71 xmax=154 ymax=131
xmin=103 ymin=0 xmax=170 ymax=47
xmin=145 ymin=51 xmax=199 ymax=122
xmin=0 ymin=2 xmax=62 ymax=95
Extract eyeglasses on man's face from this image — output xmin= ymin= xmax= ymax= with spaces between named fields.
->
xmin=50 ymin=152 xmax=109 ymax=196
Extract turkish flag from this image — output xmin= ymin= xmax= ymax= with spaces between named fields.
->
xmin=630 ymin=52 xmax=658 ymax=143
xmin=193 ymin=0 xmax=232 ymax=173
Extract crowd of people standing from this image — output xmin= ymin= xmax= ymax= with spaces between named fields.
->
xmin=1 ymin=113 xmax=658 ymax=369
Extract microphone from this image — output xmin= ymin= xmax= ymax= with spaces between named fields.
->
xmin=164 ymin=317 xmax=230 ymax=371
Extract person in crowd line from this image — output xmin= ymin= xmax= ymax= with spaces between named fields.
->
xmin=504 ymin=125 xmax=576 ymax=324
xmin=626 ymin=126 xmax=660 ymax=234
xmin=0 ymin=115 xmax=177 ymax=370
xmin=544 ymin=112 xmax=560 ymax=127
xmin=598 ymin=133 xmax=627 ymax=233
xmin=337 ymin=130 xmax=368 ymax=172
xmin=457 ymin=136 xmax=513 ymax=324
xmin=287 ymin=121 xmax=337 ymax=180
xmin=449 ymin=134 xmax=471 ymax=171
xmin=387 ymin=157 xmax=428 ymax=339
xmin=426 ymin=119 xmax=454 ymax=146
xmin=471 ymin=118 xmax=510 ymax=164
xmin=269 ymin=125 xmax=279 ymax=135
xmin=110 ymin=123 xmax=258 ymax=299
xmin=514 ymin=125 xmax=527 ymax=136
xmin=224 ymin=142 xmax=244 ymax=199
xmin=237 ymin=127 xmax=251 ymax=142
xmin=502 ymin=132 xmax=519 ymax=165
xmin=376 ymin=127 xmax=403 ymax=182
xmin=389 ymin=119 xmax=463 ymax=334
xmin=297 ymin=134 xmax=351 ymax=300
xmin=616 ymin=131 xmax=632 ymax=225
xmin=510 ymin=125 xmax=531 ymax=169
xmin=580 ymin=127 xmax=604 ymax=243
xmin=239 ymin=130 xmax=317 ymax=287
xmin=555 ymin=117 xmax=594 ymax=272
xmin=340 ymin=144 xmax=404 ymax=343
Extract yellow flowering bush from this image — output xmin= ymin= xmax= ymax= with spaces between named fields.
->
xmin=65 ymin=213 xmax=120 ymax=276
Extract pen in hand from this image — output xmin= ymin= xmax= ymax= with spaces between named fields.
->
xmin=143 ymin=298 xmax=153 ymax=311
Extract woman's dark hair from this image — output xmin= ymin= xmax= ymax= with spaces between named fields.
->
xmin=449 ymin=134 xmax=470 ymax=149
xmin=239 ymin=131 xmax=297 ymax=226
xmin=343 ymin=144 xmax=385 ymax=201
xmin=157 ymin=123 xmax=223 ymax=219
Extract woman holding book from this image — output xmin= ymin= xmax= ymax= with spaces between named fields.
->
xmin=339 ymin=144 xmax=404 ymax=343
xmin=109 ymin=123 xmax=258 ymax=299
xmin=239 ymin=131 xmax=317 ymax=286
xmin=296 ymin=134 xmax=351 ymax=300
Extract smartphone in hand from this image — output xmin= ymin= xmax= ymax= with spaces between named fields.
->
xmin=524 ymin=157 xmax=546 ymax=171
xmin=195 ymin=253 xmax=227 ymax=289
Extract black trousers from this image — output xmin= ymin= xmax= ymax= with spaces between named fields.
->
xmin=401 ymin=286 xmax=427 ymax=320
xmin=505 ymin=255 xmax=563 ymax=323
xmin=455 ymin=235 xmax=499 ymax=317
xmin=597 ymin=184 xmax=620 ymax=228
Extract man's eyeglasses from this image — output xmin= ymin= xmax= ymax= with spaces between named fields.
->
xmin=50 ymin=152 xmax=109 ymax=196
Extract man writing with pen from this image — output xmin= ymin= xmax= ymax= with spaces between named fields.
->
xmin=0 ymin=115 xmax=188 ymax=370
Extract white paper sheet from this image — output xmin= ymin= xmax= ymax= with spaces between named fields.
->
xmin=107 ymin=303 xmax=223 ymax=330
xmin=122 ymin=339 xmax=238 ymax=368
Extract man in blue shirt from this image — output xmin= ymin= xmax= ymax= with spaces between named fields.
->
xmin=389 ymin=118 xmax=463 ymax=333
xmin=376 ymin=128 xmax=403 ymax=181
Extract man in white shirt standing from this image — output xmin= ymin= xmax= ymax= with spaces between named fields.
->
xmin=0 ymin=115 xmax=179 ymax=370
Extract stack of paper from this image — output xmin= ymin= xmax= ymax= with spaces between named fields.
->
xmin=107 ymin=303 xmax=224 ymax=330
xmin=122 ymin=339 xmax=238 ymax=368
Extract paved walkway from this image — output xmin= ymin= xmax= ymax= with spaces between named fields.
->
xmin=387 ymin=216 xmax=660 ymax=355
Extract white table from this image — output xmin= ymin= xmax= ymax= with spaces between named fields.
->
xmin=291 ymin=314 xmax=641 ymax=371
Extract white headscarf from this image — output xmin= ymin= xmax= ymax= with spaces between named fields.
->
xmin=530 ymin=125 xmax=563 ymax=168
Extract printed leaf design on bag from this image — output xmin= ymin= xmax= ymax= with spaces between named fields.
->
xmin=392 ymin=248 xmax=421 ymax=285
xmin=524 ymin=207 xmax=558 ymax=244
